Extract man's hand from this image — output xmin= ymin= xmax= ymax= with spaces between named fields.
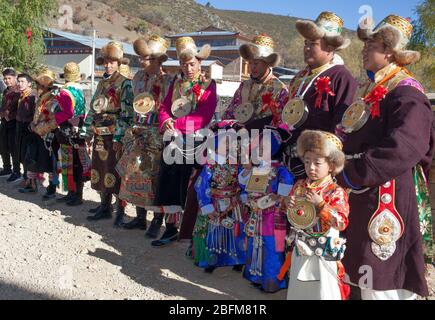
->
xmin=163 ymin=119 xmax=176 ymax=133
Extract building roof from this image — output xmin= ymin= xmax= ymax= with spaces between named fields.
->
xmin=166 ymin=31 xmax=239 ymax=38
xmin=163 ymin=60 xmax=224 ymax=67
xmin=167 ymin=45 xmax=240 ymax=52
xmin=44 ymin=28 xmax=137 ymax=56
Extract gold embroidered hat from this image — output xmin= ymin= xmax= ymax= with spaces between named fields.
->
xmin=239 ymin=34 xmax=281 ymax=67
xmin=296 ymin=130 xmax=345 ymax=176
xmin=63 ymin=62 xmax=81 ymax=82
xmin=357 ymin=14 xmax=419 ymax=65
xmin=35 ymin=69 xmax=56 ymax=87
xmin=296 ymin=11 xmax=351 ymax=51
xmin=133 ymin=35 xmax=169 ymax=63
xmin=175 ymin=36 xmax=211 ymax=61
xmin=96 ymin=41 xmax=130 ymax=66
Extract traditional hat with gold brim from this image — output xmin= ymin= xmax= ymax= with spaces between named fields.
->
xmin=296 ymin=11 xmax=351 ymax=51
xmin=133 ymin=92 xmax=155 ymax=115
xmin=175 ymin=36 xmax=211 ymax=61
xmin=296 ymin=130 xmax=345 ymax=176
xmin=357 ymin=14 xmax=419 ymax=65
xmin=35 ymin=69 xmax=56 ymax=87
xmin=96 ymin=41 xmax=130 ymax=66
xmin=239 ymin=34 xmax=281 ymax=67
xmin=134 ymin=35 xmax=169 ymax=63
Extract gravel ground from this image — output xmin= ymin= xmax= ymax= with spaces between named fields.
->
xmin=0 ymin=172 xmax=433 ymax=300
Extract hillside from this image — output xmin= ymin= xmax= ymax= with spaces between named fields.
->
xmin=49 ymin=0 xmax=433 ymax=88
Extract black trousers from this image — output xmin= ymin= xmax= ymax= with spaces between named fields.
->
xmin=0 ymin=119 xmax=20 ymax=173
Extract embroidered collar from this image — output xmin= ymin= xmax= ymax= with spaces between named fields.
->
xmin=373 ymin=63 xmax=399 ymax=84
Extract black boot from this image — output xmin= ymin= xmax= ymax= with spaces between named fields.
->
xmin=113 ymin=199 xmax=126 ymax=228
xmin=145 ymin=212 xmax=164 ymax=239
xmin=66 ymin=182 xmax=83 ymax=206
xmin=89 ymin=193 xmax=103 ymax=213
xmin=122 ymin=207 xmax=147 ymax=230
xmin=87 ymin=193 xmax=112 ymax=221
xmin=57 ymin=191 xmax=75 ymax=203
xmin=151 ymin=223 xmax=178 ymax=247
xmin=42 ymin=182 xmax=57 ymax=201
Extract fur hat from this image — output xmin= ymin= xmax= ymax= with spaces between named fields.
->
xmin=96 ymin=41 xmax=130 ymax=66
xmin=297 ymin=130 xmax=345 ymax=176
xmin=357 ymin=15 xmax=420 ymax=66
xmin=175 ymin=37 xmax=211 ymax=61
xmin=35 ymin=69 xmax=56 ymax=87
xmin=239 ymin=34 xmax=281 ymax=67
xmin=133 ymin=35 xmax=169 ymax=63
xmin=296 ymin=11 xmax=351 ymax=51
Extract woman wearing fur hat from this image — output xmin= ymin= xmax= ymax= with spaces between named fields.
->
xmin=336 ymin=15 xmax=434 ymax=300
xmin=281 ymin=130 xmax=349 ymax=300
xmin=21 ymin=69 xmax=59 ymax=197
xmin=283 ymin=11 xmax=357 ymax=179
xmin=154 ymin=36 xmax=217 ymax=247
xmin=117 ymin=35 xmax=173 ymax=238
xmin=223 ymin=34 xmax=289 ymax=130
xmin=81 ymin=41 xmax=134 ymax=227
xmin=239 ymin=126 xmax=294 ymax=293
xmin=54 ymin=62 xmax=90 ymax=206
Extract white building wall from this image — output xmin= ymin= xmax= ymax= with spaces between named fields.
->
xmin=43 ymin=54 xmax=93 ymax=79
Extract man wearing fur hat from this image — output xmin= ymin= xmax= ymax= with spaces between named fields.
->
xmin=336 ymin=15 xmax=434 ymax=300
xmin=82 ymin=41 xmax=134 ymax=227
xmin=154 ymin=36 xmax=217 ymax=247
xmin=283 ymin=12 xmax=357 ymax=179
xmin=223 ymin=34 xmax=289 ymax=130
xmin=54 ymin=62 xmax=90 ymax=206
xmin=117 ymin=35 xmax=173 ymax=238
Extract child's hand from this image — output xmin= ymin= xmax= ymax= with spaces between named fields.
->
xmin=306 ymin=189 xmax=323 ymax=207
xmin=283 ymin=195 xmax=296 ymax=208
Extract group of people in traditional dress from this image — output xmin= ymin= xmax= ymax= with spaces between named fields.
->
xmin=0 ymin=10 xmax=433 ymax=300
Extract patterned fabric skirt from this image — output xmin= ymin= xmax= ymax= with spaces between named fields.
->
xmin=193 ymin=213 xmax=246 ymax=269
xmin=116 ymin=128 xmax=163 ymax=208
xmin=90 ymin=134 xmax=121 ymax=194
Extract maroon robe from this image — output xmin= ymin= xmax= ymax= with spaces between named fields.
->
xmin=337 ymin=83 xmax=434 ymax=297
xmin=287 ymin=64 xmax=358 ymax=177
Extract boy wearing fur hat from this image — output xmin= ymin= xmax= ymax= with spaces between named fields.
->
xmin=54 ymin=62 xmax=90 ymax=206
xmin=15 ymin=73 xmax=37 ymax=190
xmin=223 ymin=34 xmax=289 ymax=130
xmin=283 ymin=12 xmax=357 ymax=179
xmin=239 ymin=126 xmax=294 ymax=293
xmin=82 ymin=41 xmax=134 ymax=227
xmin=117 ymin=35 xmax=172 ymax=238
xmin=282 ymin=130 xmax=349 ymax=300
xmin=0 ymin=68 xmax=21 ymax=180
xmin=154 ymin=36 xmax=217 ymax=247
xmin=336 ymin=15 xmax=434 ymax=300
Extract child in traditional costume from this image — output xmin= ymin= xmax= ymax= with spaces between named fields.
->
xmin=282 ymin=130 xmax=349 ymax=300
xmin=193 ymin=120 xmax=247 ymax=273
xmin=239 ymin=126 xmax=294 ymax=293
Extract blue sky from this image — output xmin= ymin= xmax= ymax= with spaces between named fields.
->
xmin=196 ymin=0 xmax=422 ymax=30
